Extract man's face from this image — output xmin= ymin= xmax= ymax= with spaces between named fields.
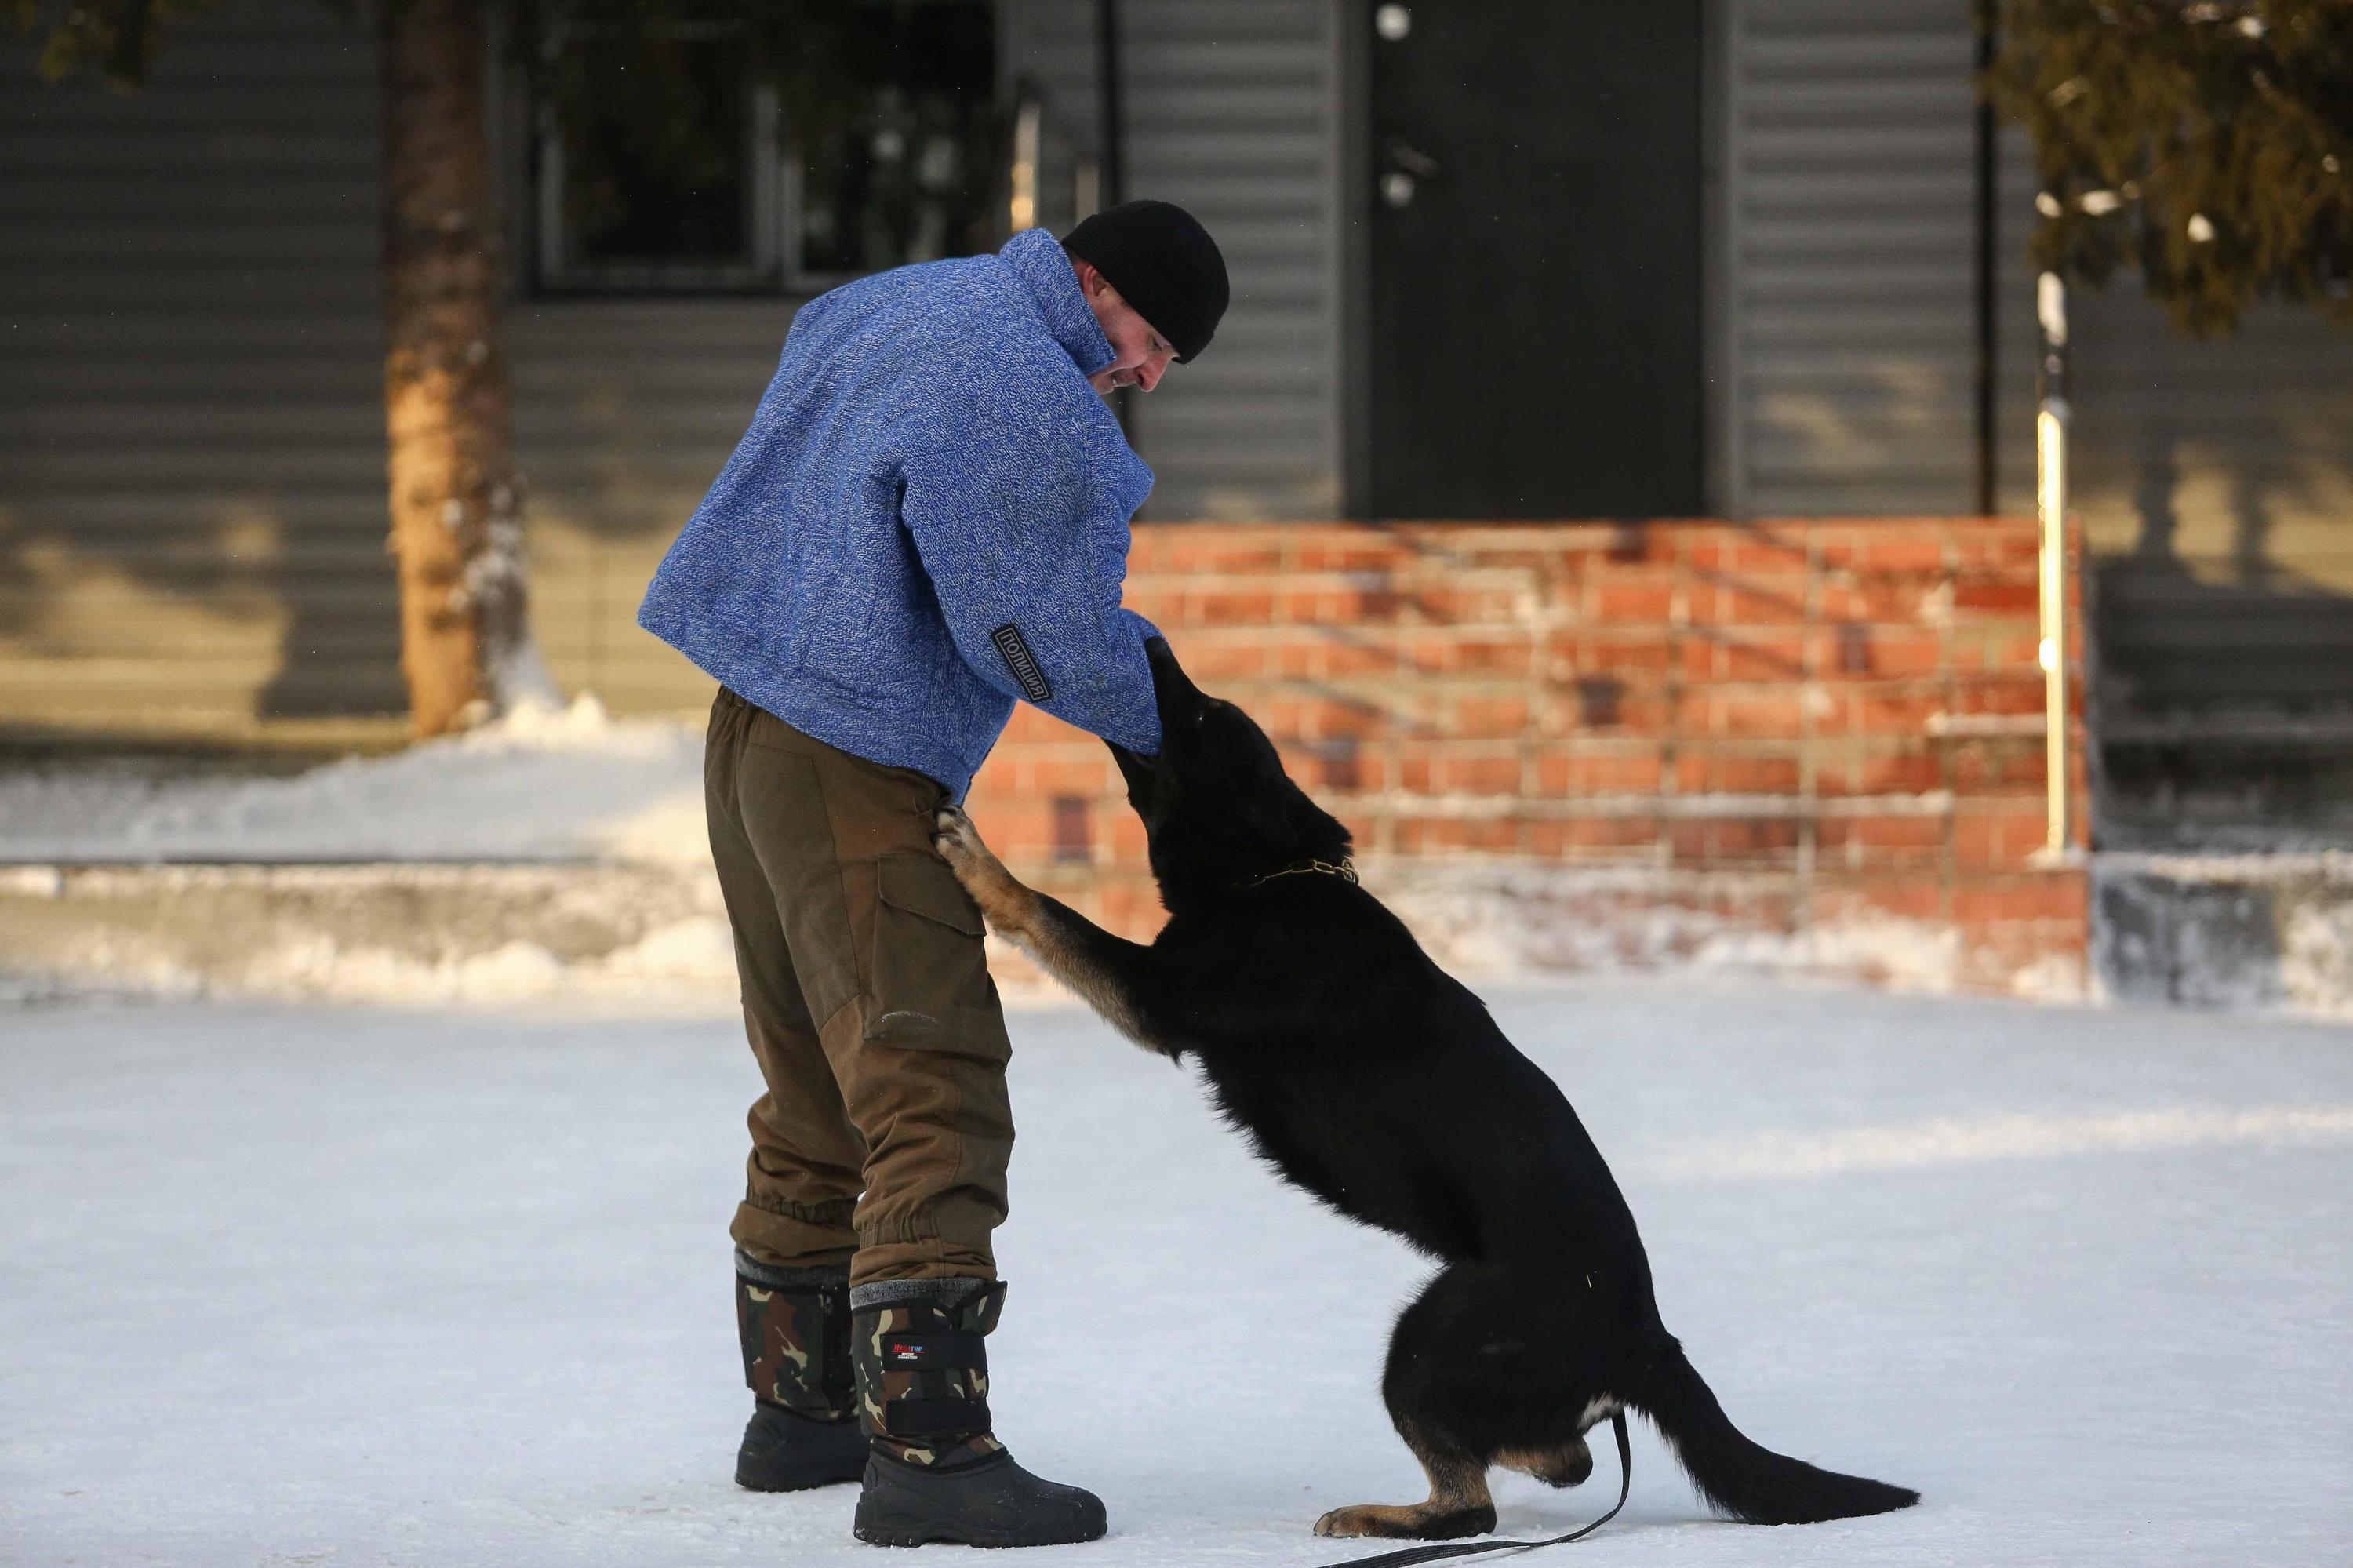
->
xmin=1075 ymin=264 xmax=1177 ymax=395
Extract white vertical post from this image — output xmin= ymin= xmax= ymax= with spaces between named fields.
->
xmin=2035 ymin=271 xmax=2071 ymax=857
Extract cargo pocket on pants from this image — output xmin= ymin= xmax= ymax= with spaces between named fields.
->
xmin=864 ymin=853 xmax=1011 ymax=1060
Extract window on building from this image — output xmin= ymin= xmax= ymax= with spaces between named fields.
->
xmin=532 ymin=5 xmax=998 ymax=294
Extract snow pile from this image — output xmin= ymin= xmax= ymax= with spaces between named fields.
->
xmin=0 ymin=861 xmax=743 ymax=1010
xmin=3 ymin=980 xmax=2348 ymax=1566
xmin=0 ymin=695 xmax=708 ymax=867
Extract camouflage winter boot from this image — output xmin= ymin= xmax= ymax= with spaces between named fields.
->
xmin=849 ymin=1279 xmax=1107 ymax=1547
xmin=733 ymin=1254 xmax=869 ymax=1491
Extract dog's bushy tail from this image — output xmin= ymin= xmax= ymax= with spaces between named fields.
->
xmin=1627 ymin=1348 xmax=1918 ymax=1525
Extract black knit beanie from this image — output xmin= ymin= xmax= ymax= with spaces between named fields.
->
xmin=1062 ymin=199 xmax=1230 ymax=362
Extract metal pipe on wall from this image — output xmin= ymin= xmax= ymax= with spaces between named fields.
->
xmin=1094 ymin=0 xmax=1131 ymax=433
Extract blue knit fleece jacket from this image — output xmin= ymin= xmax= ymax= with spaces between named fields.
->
xmin=638 ymin=227 xmax=1162 ymax=799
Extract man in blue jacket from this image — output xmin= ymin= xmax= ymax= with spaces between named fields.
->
xmin=639 ymin=200 xmax=1227 ymax=1548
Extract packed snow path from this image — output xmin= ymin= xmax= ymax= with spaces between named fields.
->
xmin=5 ymin=979 xmax=2348 ymax=1566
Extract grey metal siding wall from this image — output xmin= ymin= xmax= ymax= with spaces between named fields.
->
xmin=1121 ymin=0 xmax=1342 ymax=519
xmin=1717 ymin=0 xmax=1983 ymax=516
xmin=1991 ymin=125 xmax=2042 ymax=518
xmin=2069 ymin=295 xmax=2353 ymax=721
xmin=0 ymin=0 xmax=744 ymax=731
xmin=1988 ymin=99 xmax=2353 ymax=723
xmin=997 ymin=0 xmax=1100 ymax=236
xmin=504 ymin=300 xmax=781 ymax=716
xmin=1001 ymin=0 xmax=1344 ymax=520
xmin=0 ymin=1 xmax=732 ymax=731
xmin=1723 ymin=0 xmax=2352 ymax=722
xmin=0 ymin=1 xmax=401 ymax=734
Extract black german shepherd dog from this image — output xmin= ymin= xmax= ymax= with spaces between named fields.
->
xmin=934 ymin=637 xmax=1917 ymax=1541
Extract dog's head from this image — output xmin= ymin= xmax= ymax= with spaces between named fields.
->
xmin=1107 ymin=637 xmax=1353 ymax=904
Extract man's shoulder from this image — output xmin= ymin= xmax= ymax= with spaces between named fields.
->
xmin=811 ymin=251 xmax=1019 ymax=333
xmin=785 ymin=253 xmax=1132 ymax=486
xmin=795 ymin=255 xmax=1065 ymax=388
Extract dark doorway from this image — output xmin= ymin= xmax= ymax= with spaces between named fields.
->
xmin=1360 ymin=1 xmax=1701 ymax=519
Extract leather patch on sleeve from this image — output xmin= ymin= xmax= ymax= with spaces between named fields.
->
xmin=991 ymin=624 xmax=1053 ymax=703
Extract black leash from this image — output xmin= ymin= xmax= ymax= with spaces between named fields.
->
xmin=1315 ymin=1413 xmax=1632 ymax=1568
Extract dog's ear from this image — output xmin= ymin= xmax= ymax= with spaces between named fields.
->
xmin=1236 ymin=775 xmax=1349 ymax=860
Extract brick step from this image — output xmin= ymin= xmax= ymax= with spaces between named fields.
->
xmin=964 ymin=794 xmax=2063 ymax=878
xmin=1089 ymin=629 xmax=2047 ymax=688
xmin=1119 ymin=518 xmax=2043 ymax=578
xmin=974 ymin=734 xmax=2060 ymax=800
xmin=986 ymin=689 xmax=2058 ymax=751
xmin=1114 ymin=594 xmax=2041 ymax=642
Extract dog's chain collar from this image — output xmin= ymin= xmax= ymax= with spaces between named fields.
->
xmin=1238 ymin=857 xmax=1358 ymax=889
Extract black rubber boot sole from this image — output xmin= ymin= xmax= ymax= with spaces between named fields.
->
xmin=735 ymin=1405 xmax=869 ymax=1492
xmin=853 ymin=1450 xmax=1107 ymax=1548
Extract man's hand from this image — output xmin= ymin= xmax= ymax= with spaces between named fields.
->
xmin=935 ymin=806 xmax=1038 ymax=945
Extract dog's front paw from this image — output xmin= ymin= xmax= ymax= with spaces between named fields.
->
xmin=1314 ymin=1503 xmax=1494 ymax=1541
xmin=933 ymin=806 xmax=1029 ymax=934
xmin=1315 ymin=1505 xmax=1411 ymax=1540
xmin=933 ymin=806 xmax=1002 ymax=886
xmin=1313 ymin=1508 xmax=1370 ymax=1540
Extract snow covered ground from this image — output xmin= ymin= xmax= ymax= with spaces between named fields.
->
xmin=0 ymin=698 xmax=707 ymax=868
xmin=5 ymin=979 xmax=2350 ymax=1567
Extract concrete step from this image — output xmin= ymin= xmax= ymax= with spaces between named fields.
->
xmin=2093 ymin=853 xmax=2353 ymax=1017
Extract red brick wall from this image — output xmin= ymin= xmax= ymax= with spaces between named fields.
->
xmin=966 ymin=518 xmax=2089 ymax=995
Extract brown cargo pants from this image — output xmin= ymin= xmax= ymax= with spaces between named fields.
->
xmin=704 ymin=687 xmax=1013 ymax=1286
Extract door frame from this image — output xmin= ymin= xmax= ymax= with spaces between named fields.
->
xmin=1337 ymin=0 xmax=1376 ymax=519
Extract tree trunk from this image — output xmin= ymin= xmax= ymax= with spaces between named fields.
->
xmin=379 ymin=0 xmax=550 ymax=736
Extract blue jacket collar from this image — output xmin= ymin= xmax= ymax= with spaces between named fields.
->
xmin=1002 ymin=227 xmax=1114 ymax=381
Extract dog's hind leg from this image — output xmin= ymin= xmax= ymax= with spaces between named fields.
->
xmin=1312 ymin=1419 xmax=1494 ymax=1541
xmin=1495 ymin=1435 xmax=1594 ymax=1490
xmin=1315 ymin=1267 xmax=1504 ymax=1541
